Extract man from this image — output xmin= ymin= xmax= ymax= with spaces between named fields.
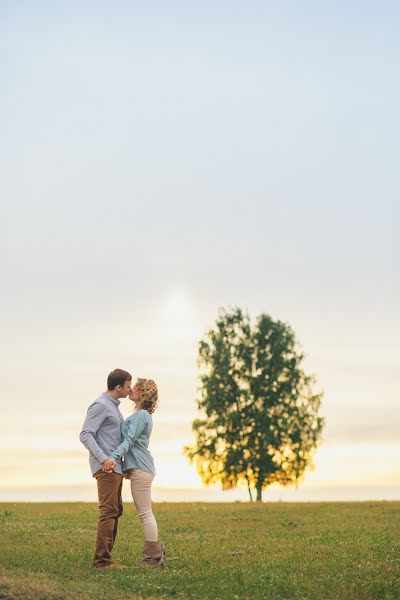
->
xmin=80 ymin=368 xmax=132 ymax=569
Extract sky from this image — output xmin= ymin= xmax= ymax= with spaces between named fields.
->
xmin=0 ymin=1 xmax=399 ymax=502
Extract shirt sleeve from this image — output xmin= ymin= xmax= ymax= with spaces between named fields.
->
xmin=79 ymin=402 xmax=108 ymax=464
xmin=110 ymin=411 xmax=147 ymax=460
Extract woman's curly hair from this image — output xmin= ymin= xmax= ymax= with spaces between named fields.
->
xmin=137 ymin=378 xmax=158 ymax=414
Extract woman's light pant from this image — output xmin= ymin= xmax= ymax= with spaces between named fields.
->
xmin=129 ymin=469 xmax=158 ymax=542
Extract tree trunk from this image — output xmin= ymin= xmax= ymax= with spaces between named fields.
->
xmin=246 ymin=477 xmax=253 ymax=502
xmin=256 ymin=484 xmax=262 ymax=502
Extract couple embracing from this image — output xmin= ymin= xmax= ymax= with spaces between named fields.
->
xmin=79 ymin=369 xmax=165 ymax=569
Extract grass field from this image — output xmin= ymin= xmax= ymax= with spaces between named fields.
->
xmin=0 ymin=501 xmax=399 ymax=600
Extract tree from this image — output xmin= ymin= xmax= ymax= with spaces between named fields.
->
xmin=184 ymin=307 xmax=324 ymax=502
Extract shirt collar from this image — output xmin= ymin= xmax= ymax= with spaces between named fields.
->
xmin=102 ymin=392 xmax=121 ymax=407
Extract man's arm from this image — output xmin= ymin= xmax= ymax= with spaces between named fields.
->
xmin=79 ymin=402 xmax=111 ymax=466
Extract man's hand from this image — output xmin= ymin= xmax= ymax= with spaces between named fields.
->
xmin=102 ymin=458 xmax=116 ymax=473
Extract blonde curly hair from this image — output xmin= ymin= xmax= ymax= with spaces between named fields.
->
xmin=137 ymin=378 xmax=158 ymax=414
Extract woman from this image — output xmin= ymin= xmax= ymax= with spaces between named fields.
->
xmin=107 ymin=378 xmax=165 ymax=568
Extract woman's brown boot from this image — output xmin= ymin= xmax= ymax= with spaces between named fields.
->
xmin=140 ymin=540 xmax=166 ymax=567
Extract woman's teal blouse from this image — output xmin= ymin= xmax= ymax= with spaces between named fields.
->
xmin=110 ymin=409 xmax=155 ymax=475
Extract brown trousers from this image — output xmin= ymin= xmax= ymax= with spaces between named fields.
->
xmin=93 ymin=470 xmax=123 ymax=567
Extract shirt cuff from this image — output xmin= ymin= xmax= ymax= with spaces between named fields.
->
xmin=96 ymin=450 xmax=108 ymax=464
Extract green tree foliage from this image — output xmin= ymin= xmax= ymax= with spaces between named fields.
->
xmin=184 ymin=308 xmax=324 ymax=501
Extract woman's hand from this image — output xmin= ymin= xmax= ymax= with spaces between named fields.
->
xmin=102 ymin=458 xmax=116 ymax=473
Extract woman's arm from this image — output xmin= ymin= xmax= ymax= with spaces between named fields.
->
xmin=110 ymin=411 xmax=147 ymax=460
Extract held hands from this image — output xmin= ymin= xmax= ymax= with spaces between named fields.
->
xmin=102 ymin=458 xmax=116 ymax=473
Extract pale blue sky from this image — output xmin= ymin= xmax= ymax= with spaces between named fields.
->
xmin=0 ymin=1 xmax=399 ymax=500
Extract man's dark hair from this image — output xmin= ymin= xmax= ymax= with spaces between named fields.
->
xmin=107 ymin=368 xmax=132 ymax=390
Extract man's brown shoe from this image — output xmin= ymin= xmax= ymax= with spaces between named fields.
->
xmin=94 ymin=562 xmax=128 ymax=570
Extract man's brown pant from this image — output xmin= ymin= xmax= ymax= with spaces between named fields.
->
xmin=93 ymin=470 xmax=123 ymax=567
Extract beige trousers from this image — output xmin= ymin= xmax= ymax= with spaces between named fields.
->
xmin=129 ymin=468 xmax=158 ymax=542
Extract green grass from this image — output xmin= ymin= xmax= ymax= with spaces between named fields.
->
xmin=0 ymin=502 xmax=399 ymax=599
